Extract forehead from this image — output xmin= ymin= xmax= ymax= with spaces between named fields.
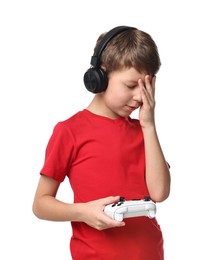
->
xmin=110 ymin=67 xmax=147 ymax=81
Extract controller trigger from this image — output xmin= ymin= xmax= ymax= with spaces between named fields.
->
xmin=119 ymin=196 xmax=125 ymax=202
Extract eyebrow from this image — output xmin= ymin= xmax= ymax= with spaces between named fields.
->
xmin=125 ymin=80 xmax=137 ymax=84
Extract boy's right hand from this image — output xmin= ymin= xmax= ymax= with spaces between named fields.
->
xmin=78 ymin=196 xmax=125 ymax=231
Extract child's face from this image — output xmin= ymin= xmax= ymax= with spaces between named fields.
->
xmin=102 ymin=67 xmax=149 ymax=118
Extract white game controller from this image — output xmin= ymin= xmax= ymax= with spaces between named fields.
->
xmin=104 ymin=196 xmax=156 ymax=221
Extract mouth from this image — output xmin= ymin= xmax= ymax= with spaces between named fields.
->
xmin=126 ymin=102 xmax=143 ymax=112
xmin=126 ymin=105 xmax=138 ymax=112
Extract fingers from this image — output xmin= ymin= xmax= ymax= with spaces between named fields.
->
xmin=139 ymin=75 xmax=155 ymax=107
xmin=86 ymin=196 xmax=125 ymax=230
xmin=101 ymin=196 xmax=125 ymax=228
xmin=101 ymin=212 xmax=125 ymax=229
xmin=80 ymin=196 xmax=126 ymax=231
xmin=138 ymin=75 xmax=156 ymax=128
xmin=145 ymin=75 xmax=156 ymax=94
xmin=151 ymin=75 xmax=156 ymax=93
xmin=103 ymin=220 xmax=125 ymax=230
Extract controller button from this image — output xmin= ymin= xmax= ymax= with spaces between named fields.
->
xmin=144 ymin=196 xmax=151 ymax=201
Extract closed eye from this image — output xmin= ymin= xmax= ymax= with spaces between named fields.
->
xmin=125 ymin=84 xmax=137 ymax=89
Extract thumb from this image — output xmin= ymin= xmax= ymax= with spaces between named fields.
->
xmin=102 ymin=196 xmax=121 ymax=206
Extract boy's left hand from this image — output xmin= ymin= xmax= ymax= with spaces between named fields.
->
xmin=138 ymin=75 xmax=156 ymax=129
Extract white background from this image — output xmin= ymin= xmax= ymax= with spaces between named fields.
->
xmin=0 ymin=0 xmax=206 ymax=259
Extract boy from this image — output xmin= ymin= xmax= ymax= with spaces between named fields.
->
xmin=33 ymin=25 xmax=170 ymax=259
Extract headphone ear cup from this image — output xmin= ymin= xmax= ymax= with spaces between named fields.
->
xmin=84 ymin=67 xmax=108 ymax=93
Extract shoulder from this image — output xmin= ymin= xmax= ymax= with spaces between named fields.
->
xmin=54 ymin=111 xmax=85 ymax=132
xmin=127 ymin=117 xmax=141 ymax=127
xmin=52 ymin=110 xmax=92 ymax=140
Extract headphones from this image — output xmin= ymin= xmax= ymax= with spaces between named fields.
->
xmin=83 ymin=25 xmax=136 ymax=93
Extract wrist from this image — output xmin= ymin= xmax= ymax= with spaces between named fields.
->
xmin=73 ymin=203 xmax=86 ymax=222
xmin=141 ymin=123 xmax=156 ymax=134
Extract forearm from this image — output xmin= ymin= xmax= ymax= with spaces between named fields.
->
xmin=142 ymin=126 xmax=170 ymax=202
xmin=33 ymin=195 xmax=83 ymax=222
xmin=33 ymin=195 xmax=125 ymax=230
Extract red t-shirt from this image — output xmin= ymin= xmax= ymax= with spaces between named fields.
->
xmin=41 ymin=109 xmax=164 ymax=260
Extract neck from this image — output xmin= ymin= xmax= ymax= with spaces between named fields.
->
xmin=86 ymin=94 xmax=119 ymax=119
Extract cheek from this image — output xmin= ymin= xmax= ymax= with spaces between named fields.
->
xmin=105 ymin=88 xmax=129 ymax=107
xmin=106 ymin=78 xmax=132 ymax=104
xmin=107 ymin=80 xmax=128 ymax=98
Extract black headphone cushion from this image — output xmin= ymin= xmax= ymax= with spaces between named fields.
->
xmin=83 ymin=67 xmax=108 ymax=93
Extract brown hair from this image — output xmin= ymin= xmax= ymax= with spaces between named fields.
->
xmin=94 ymin=28 xmax=161 ymax=75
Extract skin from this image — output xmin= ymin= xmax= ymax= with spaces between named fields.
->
xmin=32 ymin=67 xmax=170 ymax=231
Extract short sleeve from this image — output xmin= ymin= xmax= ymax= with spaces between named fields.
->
xmin=40 ymin=122 xmax=75 ymax=182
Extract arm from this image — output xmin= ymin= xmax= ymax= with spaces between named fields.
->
xmin=32 ymin=175 xmax=125 ymax=230
xmin=139 ymin=75 xmax=171 ymax=202
xmin=142 ymin=126 xmax=170 ymax=202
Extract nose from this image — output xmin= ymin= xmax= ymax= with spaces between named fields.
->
xmin=132 ymin=86 xmax=142 ymax=103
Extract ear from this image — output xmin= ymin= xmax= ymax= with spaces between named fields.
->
xmin=100 ymin=65 xmax=107 ymax=71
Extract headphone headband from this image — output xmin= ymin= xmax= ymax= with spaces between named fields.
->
xmin=90 ymin=26 xmax=136 ymax=68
